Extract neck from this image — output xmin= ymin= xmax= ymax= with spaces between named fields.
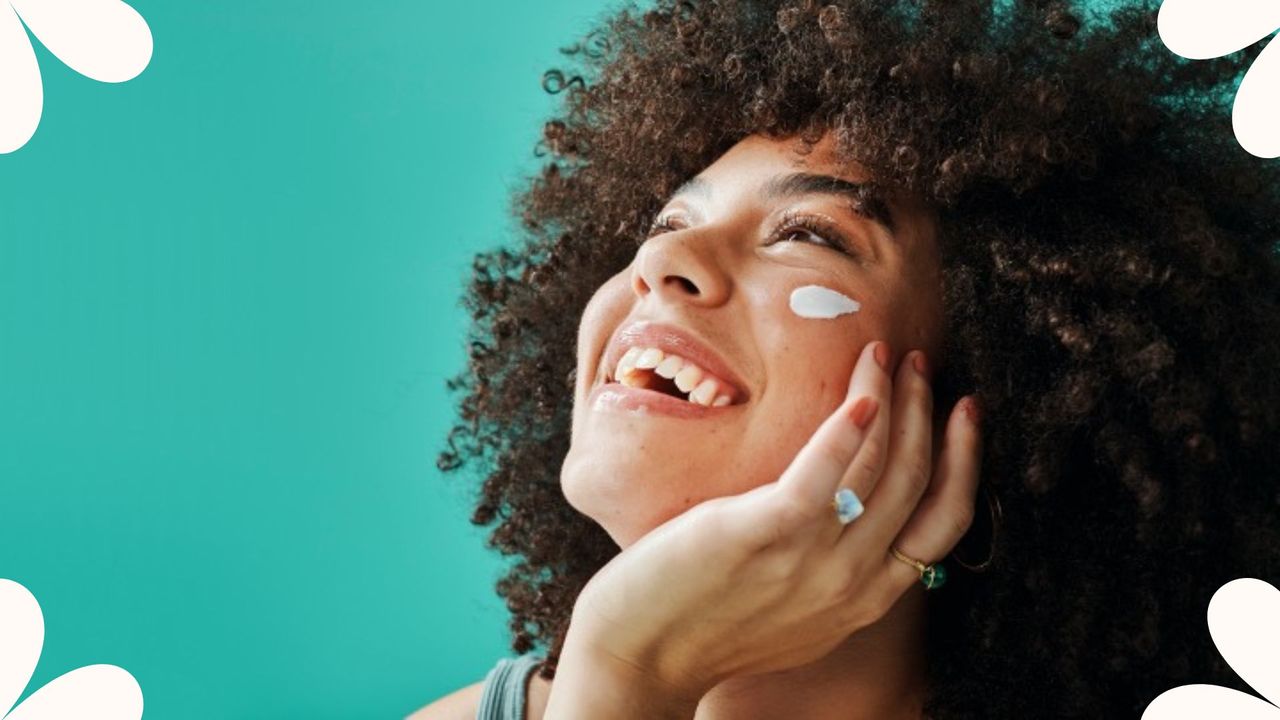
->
xmin=692 ymin=586 xmax=929 ymax=720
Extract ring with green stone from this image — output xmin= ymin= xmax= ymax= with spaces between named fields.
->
xmin=890 ymin=546 xmax=947 ymax=590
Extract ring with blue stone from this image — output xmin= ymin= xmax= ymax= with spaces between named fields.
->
xmin=832 ymin=487 xmax=864 ymax=525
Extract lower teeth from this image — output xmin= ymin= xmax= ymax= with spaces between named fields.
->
xmin=619 ymin=369 xmax=702 ymax=404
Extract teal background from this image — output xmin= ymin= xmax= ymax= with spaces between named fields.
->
xmin=0 ymin=1 xmax=614 ymax=717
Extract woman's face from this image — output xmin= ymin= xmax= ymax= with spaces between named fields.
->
xmin=561 ymin=132 xmax=946 ymax=548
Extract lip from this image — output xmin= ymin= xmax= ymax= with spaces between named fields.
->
xmin=588 ymin=382 xmax=740 ymax=418
xmin=597 ymin=320 xmax=750 ymax=405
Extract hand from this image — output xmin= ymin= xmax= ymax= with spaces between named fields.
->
xmin=564 ymin=340 xmax=984 ymax=704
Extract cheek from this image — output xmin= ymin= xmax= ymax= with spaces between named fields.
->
xmin=759 ymin=283 xmax=881 ymax=392
xmin=750 ymin=284 xmax=891 ymax=456
xmin=788 ymin=284 xmax=862 ymax=319
xmin=575 ymin=271 xmax=634 ymax=376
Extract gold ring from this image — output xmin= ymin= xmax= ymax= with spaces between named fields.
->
xmin=890 ymin=546 xmax=947 ymax=590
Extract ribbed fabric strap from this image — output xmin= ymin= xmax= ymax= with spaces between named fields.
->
xmin=475 ymin=654 xmax=543 ymax=720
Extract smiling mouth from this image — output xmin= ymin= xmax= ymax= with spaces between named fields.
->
xmin=606 ymin=345 xmax=747 ymax=407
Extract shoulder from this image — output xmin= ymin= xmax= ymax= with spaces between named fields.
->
xmin=527 ymin=673 xmax=552 ymax=720
xmin=406 ymin=680 xmax=485 ymax=720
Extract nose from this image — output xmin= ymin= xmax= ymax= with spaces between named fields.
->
xmin=629 ymin=226 xmax=732 ymax=307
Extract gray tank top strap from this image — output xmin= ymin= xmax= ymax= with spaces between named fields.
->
xmin=475 ymin=653 xmax=544 ymax=720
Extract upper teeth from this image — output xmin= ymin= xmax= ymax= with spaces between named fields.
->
xmin=613 ymin=346 xmax=735 ymax=407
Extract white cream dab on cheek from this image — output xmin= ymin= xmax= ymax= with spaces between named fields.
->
xmin=789 ymin=284 xmax=861 ymax=319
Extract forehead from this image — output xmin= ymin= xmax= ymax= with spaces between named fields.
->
xmin=679 ymin=133 xmax=879 ymax=214
xmin=683 ymin=132 xmax=936 ymax=260
xmin=703 ymin=133 xmax=868 ymax=183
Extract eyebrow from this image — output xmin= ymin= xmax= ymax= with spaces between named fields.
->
xmin=668 ymin=172 xmax=896 ymax=234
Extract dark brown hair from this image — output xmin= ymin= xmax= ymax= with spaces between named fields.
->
xmin=436 ymin=0 xmax=1280 ymax=716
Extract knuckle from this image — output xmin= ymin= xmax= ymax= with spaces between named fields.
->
xmin=759 ymin=546 xmax=795 ymax=583
xmin=867 ymin=581 xmax=900 ymax=625
xmin=813 ymin=438 xmax=852 ymax=478
xmin=686 ymin=497 xmax=723 ymax=531
xmin=833 ymin=572 xmax=874 ymax=627
xmin=753 ymin=488 xmax=805 ymax=548
xmin=756 ymin=520 xmax=788 ymax=551
xmin=904 ymin=459 xmax=931 ymax=493
xmin=833 ymin=555 xmax=868 ymax=594
xmin=825 ymin=566 xmax=855 ymax=606
xmin=831 ymin=562 xmax=856 ymax=598
xmin=844 ymin=603 xmax=882 ymax=634
xmin=829 ymin=556 xmax=890 ymax=622
xmin=778 ymin=487 xmax=814 ymax=526
xmin=853 ymin=436 xmax=884 ymax=476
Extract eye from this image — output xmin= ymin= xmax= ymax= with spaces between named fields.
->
xmin=767 ymin=210 xmax=857 ymax=257
xmin=645 ymin=214 xmax=684 ymax=238
xmin=644 ymin=210 xmax=859 ymax=258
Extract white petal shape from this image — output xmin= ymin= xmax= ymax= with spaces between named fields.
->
xmin=0 ymin=4 xmax=42 ymax=154
xmin=0 ymin=579 xmax=44 ymax=717
xmin=1158 ymin=0 xmax=1280 ymax=59
xmin=1207 ymin=578 xmax=1280 ymax=705
xmin=1233 ymin=34 xmax=1280 ymax=158
xmin=5 ymin=664 xmax=142 ymax=720
xmin=9 ymin=0 xmax=152 ymax=83
xmin=1143 ymin=684 xmax=1280 ymax=719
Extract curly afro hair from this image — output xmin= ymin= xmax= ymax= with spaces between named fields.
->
xmin=435 ymin=0 xmax=1280 ymax=716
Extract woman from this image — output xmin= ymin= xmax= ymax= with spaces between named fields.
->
xmin=415 ymin=0 xmax=1280 ymax=717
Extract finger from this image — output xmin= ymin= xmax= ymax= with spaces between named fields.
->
xmin=853 ymin=349 xmax=935 ymax=543
xmin=820 ymin=340 xmax=894 ymax=543
xmin=882 ymin=395 xmax=983 ymax=590
xmin=770 ymin=340 xmax=887 ymax=527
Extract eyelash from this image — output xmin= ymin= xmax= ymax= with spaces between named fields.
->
xmin=645 ymin=209 xmax=857 ymax=257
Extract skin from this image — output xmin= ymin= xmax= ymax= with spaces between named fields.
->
xmin=409 ymin=131 xmax=982 ymax=719
xmin=562 ymin=132 xmax=948 ymax=546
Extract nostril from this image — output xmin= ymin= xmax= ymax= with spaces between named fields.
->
xmin=668 ymin=276 xmax=698 ymax=294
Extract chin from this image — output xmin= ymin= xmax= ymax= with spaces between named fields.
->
xmin=560 ymin=455 xmax=687 ymax=548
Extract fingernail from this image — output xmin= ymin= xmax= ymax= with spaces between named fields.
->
xmin=911 ymin=351 xmax=930 ymax=379
xmin=849 ymin=396 xmax=879 ymax=429
xmin=873 ymin=341 xmax=890 ymax=371
xmin=964 ymin=395 xmax=982 ymax=424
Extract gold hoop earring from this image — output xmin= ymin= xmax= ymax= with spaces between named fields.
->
xmin=951 ymin=482 xmax=1002 ymax=573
